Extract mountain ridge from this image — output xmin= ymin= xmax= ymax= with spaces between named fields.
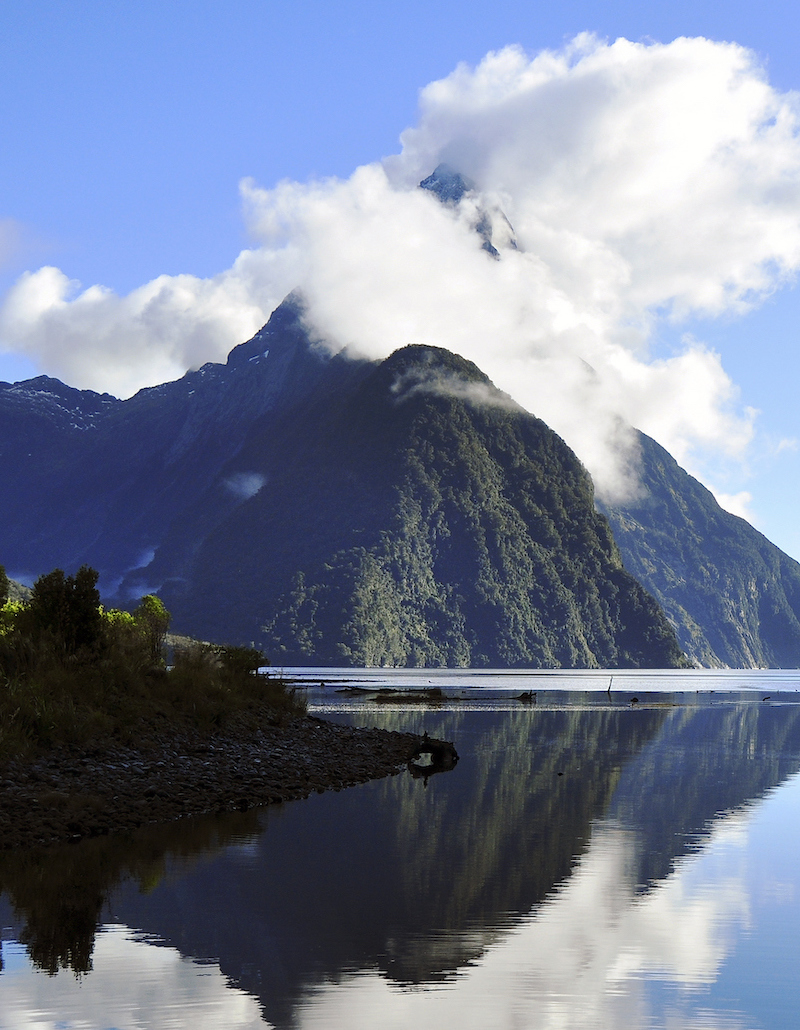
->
xmin=0 ymin=306 xmax=685 ymax=668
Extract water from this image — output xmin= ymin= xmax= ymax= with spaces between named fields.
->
xmin=2 ymin=670 xmax=800 ymax=1029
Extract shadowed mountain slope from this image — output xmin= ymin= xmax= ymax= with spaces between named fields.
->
xmin=5 ymin=161 xmax=795 ymax=667
xmin=10 ymin=293 xmax=799 ymax=668
xmin=0 ymin=297 xmax=360 ymax=591
xmin=598 ymin=432 xmax=800 ymax=667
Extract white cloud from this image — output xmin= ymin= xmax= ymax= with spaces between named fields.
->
xmin=223 ymin=472 xmax=267 ymax=500
xmin=3 ymin=35 xmax=800 ymax=499
xmin=389 ymin=362 xmax=523 ymax=411
xmin=0 ymin=252 xmax=296 ymax=399
xmin=393 ymin=35 xmax=800 ymax=316
xmin=711 ymin=490 xmax=757 ymax=522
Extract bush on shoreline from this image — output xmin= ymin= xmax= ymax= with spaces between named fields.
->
xmin=0 ymin=564 xmax=305 ymax=760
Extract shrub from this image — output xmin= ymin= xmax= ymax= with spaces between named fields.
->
xmin=0 ymin=568 xmax=304 ymax=760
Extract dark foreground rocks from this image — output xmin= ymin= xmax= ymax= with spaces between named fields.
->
xmin=0 ymin=717 xmax=437 ymax=851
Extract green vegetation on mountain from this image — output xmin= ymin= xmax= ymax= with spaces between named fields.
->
xmin=0 ymin=564 xmax=302 ymax=759
xmin=598 ymin=432 xmax=800 ymax=667
xmin=174 ymin=345 xmax=686 ymax=668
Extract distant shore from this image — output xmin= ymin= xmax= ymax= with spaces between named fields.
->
xmin=0 ymin=716 xmax=430 ymax=851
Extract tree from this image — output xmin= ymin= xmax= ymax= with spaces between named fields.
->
xmin=133 ymin=594 xmax=170 ymax=666
xmin=0 ymin=565 xmax=8 ymax=607
xmin=26 ymin=566 xmax=104 ymax=659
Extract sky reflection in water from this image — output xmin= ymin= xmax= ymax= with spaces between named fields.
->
xmin=2 ymin=684 xmax=800 ymax=1030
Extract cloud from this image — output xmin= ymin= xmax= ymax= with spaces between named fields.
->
xmin=3 ymin=35 xmax=800 ymax=500
xmin=711 ymin=490 xmax=757 ymax=522
xmin=223 ymin=472 xmax=267 ymax=500
xmin=0 ymin=253 xmax=296 ymax=399
xmin=390 ymin=365 xmax=523 ymax=411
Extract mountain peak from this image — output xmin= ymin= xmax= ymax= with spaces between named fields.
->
xmin=0 ymin=374 xmax=120 ymax=432
xmin=380 ymin=343 xmax=489 ymax=382
xmin=419 ymin=165 xmax=516 ymax=258
xmin=419 ymin=164 xmax=475 ymax=205
xmin=226 ymin=291 xmax=308 ymax=369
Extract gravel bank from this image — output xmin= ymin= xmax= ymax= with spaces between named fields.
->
xmin=0 ymin=716 xmax=436 ymax=851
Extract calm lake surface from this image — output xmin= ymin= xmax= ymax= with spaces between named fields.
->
xmin=2 ymin=669 xmax=800 ymax=1029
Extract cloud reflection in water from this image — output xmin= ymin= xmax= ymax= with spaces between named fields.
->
xmin=0 ymin=925 xmax=267 ymax=1030
xmin=293 ymin=801 xmax=772 ymax=1030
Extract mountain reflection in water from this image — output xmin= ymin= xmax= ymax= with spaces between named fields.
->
xmin=2 ymin=693 xmax=800 ymax=1030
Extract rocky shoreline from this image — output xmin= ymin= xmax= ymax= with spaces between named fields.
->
xmin=0 ymin=716 xmax=438 ymax=851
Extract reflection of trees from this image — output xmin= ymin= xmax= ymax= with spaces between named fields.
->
xmin=363 ymin=706 xmax=666 ymax=982
xmin=608 ymin=703 xmax=800 ymax=886
xmin=0 ymin=809 xmax=264 ymax=975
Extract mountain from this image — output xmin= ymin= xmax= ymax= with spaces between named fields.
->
xmin=5 ymin=577 xmax=30 ymax=603
xmin=161 ymin=340 xmax=684 ymax=667
xmin=416 ymin=167 xmax=800 ymax=668
xmin=420 ymin=162 xmax=518 ymax=257
xmin=7 ymin=163 xmax=796 ymax=667
xmin=598 ymin=432 xmax=800 ymax=667
xmin=0 ymin=296 xmax=356 ymax=592
xmin=0 ymin=299 xmax=684 ymax=668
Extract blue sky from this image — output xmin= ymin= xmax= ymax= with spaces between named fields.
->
xmin=4 ymin=1 xmax=800 ymax=559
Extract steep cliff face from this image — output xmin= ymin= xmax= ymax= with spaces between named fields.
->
xmin=164 ymin=344 xmax=685 ymax=667
xmin=599 ymin=431 xmax=800 ymax=668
